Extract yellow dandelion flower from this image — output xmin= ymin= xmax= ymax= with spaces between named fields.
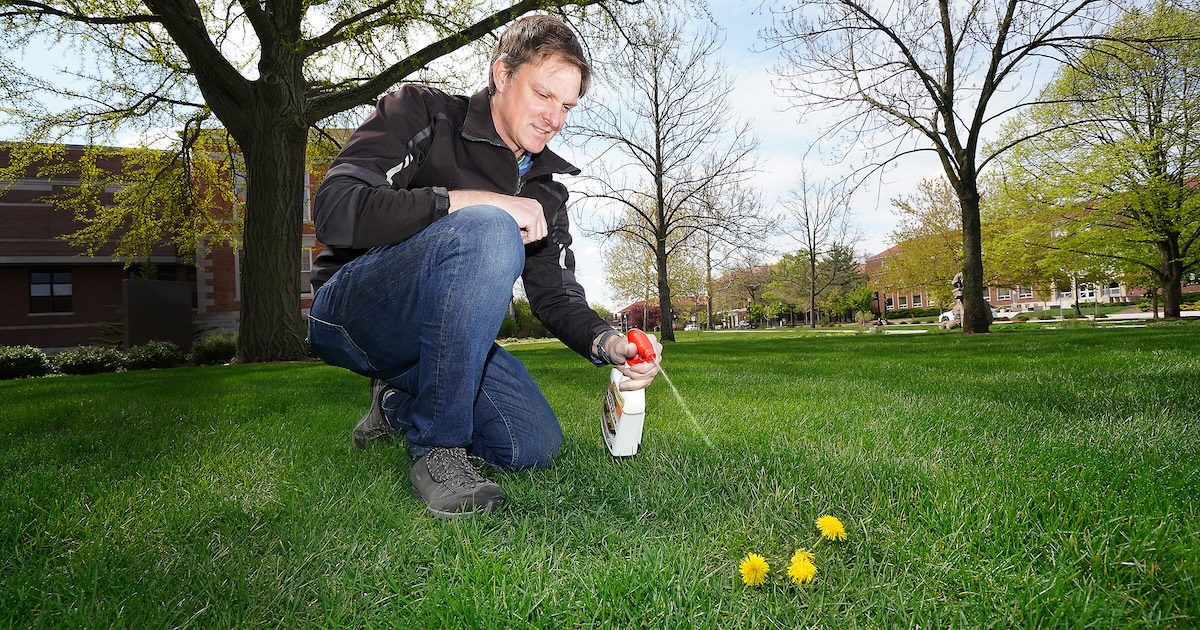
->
xmin=788 ymin=549 xmax=818 ymax=585
xmin=816 ymin=515 xmax=847 ymax=541
xmin=739 ymin=552 xmax=770 ymax=587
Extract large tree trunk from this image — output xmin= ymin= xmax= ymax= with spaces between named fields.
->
xmin=237 ymin=122 xmax=309 ymax=362
xmin=958 ymin=183 xmax=990 ymax=334
xmin=232 ymin=43 xmax=310 ymax=363
xmin=657 ymin=240 xmax=675 ymax=342
xmin=1159 ymin=238 xmax=1184 ymax=319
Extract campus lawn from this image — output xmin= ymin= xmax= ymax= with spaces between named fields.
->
xmin=2 ymin=324 xmax=1198 ymax=628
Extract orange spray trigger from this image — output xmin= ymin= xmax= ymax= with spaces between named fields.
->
xmin=625 ymin=329 xmax=657 ymax=365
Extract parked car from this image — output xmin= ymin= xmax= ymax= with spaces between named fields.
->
xmin=939 ymin=308 xmax=1001 ymax=322
xmin=683 ymin=324 xmax=698 ymax=331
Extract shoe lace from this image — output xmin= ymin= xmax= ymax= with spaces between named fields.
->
xmin=427 ymin=447 xmax=487 ymax=489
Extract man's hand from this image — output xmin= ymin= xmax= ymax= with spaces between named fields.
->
xmin=603 ymin=331 xmax=662 ymax=391
xmin=449 ymin=190 xmax=547 ymax=244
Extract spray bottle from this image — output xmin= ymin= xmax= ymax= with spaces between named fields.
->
xmin=601 ymin=329 xmax=657 ymax=457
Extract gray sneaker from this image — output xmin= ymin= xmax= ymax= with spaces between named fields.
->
xmin=352 ymin=379 xmax=399 ymax=449
xmin=410 ymin=447 xmax=505 ymax=518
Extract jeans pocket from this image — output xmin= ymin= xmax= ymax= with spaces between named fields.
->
xmin=307 ymin=316 xmax=375 ymax=374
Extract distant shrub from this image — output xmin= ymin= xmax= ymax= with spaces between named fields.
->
xmin=511 ymin=299 xmax=549 ymax=339
xmin=126 ymin=341 xmax=185 ymax=370
xmin=883 ymin=307 xmax=941 ymax=319
xmin=498 ymin=315 xmax=518 ymax=339
xmin=0 ymin=345 xmax=53 ymax=380
xmin=53 ymin=346 xmax=126 ymax=375
xmin=1013 ymin=315 xmax=1029 ymax=322
xmin=189 ymin=335 xmax=237 ymax=366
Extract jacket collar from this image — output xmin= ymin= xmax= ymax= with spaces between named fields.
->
xmin=464 ymin=89 xmax=581 ymax=177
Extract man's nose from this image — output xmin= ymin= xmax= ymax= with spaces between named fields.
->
xmin=544 ymin=107 xmax=566 ymax=131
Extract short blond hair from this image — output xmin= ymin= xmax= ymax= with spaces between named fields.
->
xmin=488 ymin=14 xmax=591 ymax=98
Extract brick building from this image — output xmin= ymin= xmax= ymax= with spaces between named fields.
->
xmin=864 ymin=245 xmax=1199 ymax=315
xmin=0 ymin=143 xmax=320 ymax=352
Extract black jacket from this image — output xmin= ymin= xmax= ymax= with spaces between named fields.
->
xmin=312 ymin=84 xmax=610 ymax=362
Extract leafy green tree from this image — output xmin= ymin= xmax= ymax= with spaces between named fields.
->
xmin=713 ymin=259 xmax=774 ymax=326
xmin=872 ymin=178 xmax=962 ymax=309
xmin=602 ymin=216 xmax=659 ymax=310
xmin=20 ymin=135 xmax=240 ymax=267
xmin=814 ymin=245 xmax=867 ymax=319
xmin=991 ymin=1 xmax=1200 ymax=318
xmin=1 ymin=0 xmax=637 ymax=362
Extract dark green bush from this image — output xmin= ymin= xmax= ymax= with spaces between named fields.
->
xmin=511 ymin=299 xmax=549 ymax=339
xmin=0 ymin=345 xmax=53 ymax=380
xmin=498 ymin=315 xmax=518 ymax=339
xmin=189 ymin=335 xmax=237 ymax=366
xmin=882 ymin=307 xmax=942 ymax=320
xmin=53 ymin=346 xmax=126 ymax=375
xmin=125 ymin=340 xmax=185 ymax=370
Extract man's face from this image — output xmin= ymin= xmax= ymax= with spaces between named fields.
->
xmin=491 ymin=54 xmax=581 ymax=156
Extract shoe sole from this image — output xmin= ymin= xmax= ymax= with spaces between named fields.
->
xmin=410 ymin=487 xmax=506 ymax=519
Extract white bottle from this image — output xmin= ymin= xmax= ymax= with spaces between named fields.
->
xmin=602 ymin=366 xmax=645 ymax=457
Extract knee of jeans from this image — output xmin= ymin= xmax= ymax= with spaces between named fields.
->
xmin=480 ymin=422 xmax=562 ymax=471
xmin=450 ymin=205 xmax=524 ymax=276
xmin=513 ymin=426 xmax=563 ymax=471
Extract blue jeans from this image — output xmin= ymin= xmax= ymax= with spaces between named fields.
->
xmin=307 ymin=206 xmax=563 ymax=470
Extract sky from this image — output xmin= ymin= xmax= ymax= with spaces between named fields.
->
xmin=560 ymin=1 xmax=947 ymax=312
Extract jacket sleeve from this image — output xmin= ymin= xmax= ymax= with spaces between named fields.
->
xmin=522 ymin=181 xmax=614 ymax=364
xmin=313 ymin=86 xmax=451 ymax=249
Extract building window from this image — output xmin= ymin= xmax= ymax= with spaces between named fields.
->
xmin=912 ymin=294 xmax=923 ymax=307
xmin=997 ymin=287 xmax=1011 ymax=301
xmin=899 ymin=295 xmax=908 ymax=308
xmin=30 ymin=270 xmax=73 ymax=313
xmin=1078 ymin=282 xmax=1095 ymax=299
xmin=300 ymin=247 xmax=313 ymax=296
xmin=885 ymin=296 xmax=893 ymax=310
xmin=302 ymin=171 xmax=312 ymax=223
xmin=1018 ymin=286 xmax=1033 ymax=299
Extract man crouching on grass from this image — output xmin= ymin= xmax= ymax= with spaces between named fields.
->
xmin=306 ymin=15 xmax=662 ymax=518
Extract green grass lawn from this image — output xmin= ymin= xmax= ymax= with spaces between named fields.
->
xmin=3 ymin=324 xmax=1198 ymax=627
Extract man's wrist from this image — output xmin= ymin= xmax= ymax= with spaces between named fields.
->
xmin=593 ymin=329 xmax=623 ymax=365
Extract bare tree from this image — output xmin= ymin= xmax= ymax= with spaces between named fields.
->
xmin=572 ymin=6 xmax=765 ymax=342
xmin=764 ymin=0 xmax=1117 ymax=333
xmin=778 ymin=164 xmax=861 ymax=327
xmin=693 ymin=181 xmax=765 ymax=329
xmin=0 ymin=0 xmax=639 ymax=362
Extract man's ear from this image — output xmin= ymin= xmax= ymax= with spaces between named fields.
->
xmin=491 ymin=59 xmax=512 ymax=93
